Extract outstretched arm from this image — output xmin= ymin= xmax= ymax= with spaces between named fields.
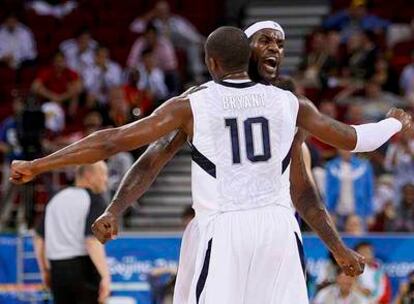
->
xmin=290 ymin=132 xmax=365 ymax=276
xmin=92 ymin=130 xmax=187 ymax=243
xmin=297 ymin=96 xmax=411 ymax=151
xmin=110 ymin=130 xmax=187 ymax=216
xmin=10 ymin=97 xmax=192 ymax=184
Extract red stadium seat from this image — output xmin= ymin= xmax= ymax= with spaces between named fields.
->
xmin=0 ymin=68 xmax=16 ymax=86
xmin=19 ymin=67 xmax=38 ymax=89
xmin=25 ymin=11 xmax=58 ymax=31
xmin=62 ymin=10 xmax=96 ymax=31
xmin=93 ymin=27 xmax=121 ymax=47
xmin=111 ymin=48 xmax=130 ymax=67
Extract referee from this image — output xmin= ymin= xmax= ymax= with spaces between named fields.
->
xmin=34 ymin=161 xmax=111 ymax=304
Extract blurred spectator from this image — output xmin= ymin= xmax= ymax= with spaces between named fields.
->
xmin=392 ymin=18 xmax=414 ymax=48
xmin=28 ymin=0 xmax=77 ymax=18
xmin=372 ymin=174 xmax=395 ymax=213
xmin=325 ymin=150 xmax=374 ymax=228
xmin=341 ymin=30 xmax=378 ymax=82
xmin=123 ymin=68 xmax=154 ymax=117
xmin=60 ymin=28 xmax=97 ymax=75
xmin=32 ymin=51 xmax=82 ymax=115
xmin=326 ymin=30 xmax=341 ymax=59
xmin=54 ymin=111 xmax=103 ymax=147
xmin=108 ymin=87 xmax=131 ymax=128
xmin=394 ymin=183 xmax=414 ymax=232
xmin=0 ymin=12 xmax=37 ymax=69
xmin=130 ymin=0 xmax=205 ymax=82
xmin=372 ymin=56 xmax=400 ymax=94
xmin=323 ymin=0 xmax=390 ymax=42
xmin=400 ymin=50 xmax=414 ymax=97
xmin=344 ymin=214 xmax=365 ymax=235
xmin=128 ymin=23 xmax=177 ymax=75
xmin=354 ymin=242 xmax=391 ymax=303
xmin=0 ymin=96 xmax=25 ymax=164
xmin=337 ymin=78 xmax=404 ymax=122
xmin=83 ymin=46 xmax=122 ymax=107
xmin=127 ymin=23 xmax=179 ymax=95
xmin=395 ymin=270 xmax=414 ymax=304
xmin=369 ymin=201 xmax=397 ymax=232
xmin=299 ymin=30 xmax=339 ymax=88
xmin=344 ymin=103 xmax=365 ymax=125
xmin=384 ymin=129 xmax=414 ymax=201
xmin=41 ymin=101 xmax=65 ymax=134
xmin=137 ymin=48 xmax=169 ymax=103
xmin=0 ymin=95 xmax=24 ymax=191
xmin=313 ymin=265 xmax=368 ymax=304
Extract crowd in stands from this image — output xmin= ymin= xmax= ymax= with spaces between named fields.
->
xmin=0 ymin=0 xmax=414 ymax=302
xmin=0 ymin=0 xmax=217 ymax=229
xmin=294 ymin=0 xmax=414 ymax=239
xmin=0 ymin=0 xmax=413 ymax=234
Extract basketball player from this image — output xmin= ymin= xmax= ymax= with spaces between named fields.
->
xmin=10 ymin=27 xmax=411 ymax=303
xmin=92 ymin=21 xmax=402 ymax=303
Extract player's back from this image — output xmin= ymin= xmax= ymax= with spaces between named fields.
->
xmin=188 ymin=79 xmax=298 ymax=213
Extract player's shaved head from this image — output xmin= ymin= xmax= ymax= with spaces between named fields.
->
xmin=205 ymin=26 xmax=251 ymax=75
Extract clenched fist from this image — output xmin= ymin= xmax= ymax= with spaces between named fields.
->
xmin=333 ymin=247 xmax=366 ymax=277
xmin=386 ymin=108 xmax=412 ymax=133
xmin=92 ymin=211 xmax=119 ymax=244
xmin=9 ymin=160 xmax=38 ymax=184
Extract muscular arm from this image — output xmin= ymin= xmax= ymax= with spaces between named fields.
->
xmin=297 ymin=96 xmax=357 ymax=150
xmin=297 ymin=96 xmax=408 ymax=151
xmin=290 ymin=131 xmax=346 ymax=255
xmin=11 ymin=96 xmax=192 ymax=182
xmin=107 ymin=130 xmax=187 ymax=217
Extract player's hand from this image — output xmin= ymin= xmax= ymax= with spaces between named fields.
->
xmin=92 ymin=211 xmax=119 ymax=244
xmin=9 ymin=160 xmax=38 ymax=184
xmin=386 ymin=108 xmax=412 ymax=133
xmin=98 ymin=276 xmax=111 ymax=303
xmin=333 ymin=248 xmax=366 ymax=277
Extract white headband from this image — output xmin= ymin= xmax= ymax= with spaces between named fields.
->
xmin=244 ymin=21 xmax=285 ymax=39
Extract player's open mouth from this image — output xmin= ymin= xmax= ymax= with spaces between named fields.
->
xmin=263 ymin=56 xmax=278 ymax=72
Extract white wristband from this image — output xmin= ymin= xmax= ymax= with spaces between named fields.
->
xmin=352 ymin=118 xmax=402 ymax=152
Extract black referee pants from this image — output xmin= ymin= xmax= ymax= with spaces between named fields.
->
xmin=50 ymin=256 xmax=101 ymax=304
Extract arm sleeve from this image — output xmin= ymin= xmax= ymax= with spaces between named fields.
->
xmin=351 ymin=118 xmax=402 ymax=152
xmin=84 ymin=194 xmax=107 ymax=236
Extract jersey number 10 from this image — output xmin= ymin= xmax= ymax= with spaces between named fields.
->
xmin=225 ymin=117 xmax=271 ymax=164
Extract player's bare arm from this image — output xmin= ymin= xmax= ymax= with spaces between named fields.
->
xmin=10 ymin=97 xmax=193 ymax=184
xmin=92 ymin=130 xmax=187 ymax=243
xmin=290 ymin=133 xmax=365 ymax=276
xmin=297 ymin=96 xmax=412 ymax=151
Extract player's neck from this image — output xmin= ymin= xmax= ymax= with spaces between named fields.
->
xmin=221 ymin=71 xmax=250 ymax=81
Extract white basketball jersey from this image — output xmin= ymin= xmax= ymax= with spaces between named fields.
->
xmin=189 ymin=79 xmax=299 ymax=213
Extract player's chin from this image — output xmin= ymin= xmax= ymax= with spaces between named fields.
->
xmin=259 ymin=65 xmax=278 ymax=82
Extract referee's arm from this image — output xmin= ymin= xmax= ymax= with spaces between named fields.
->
xmin=85 ymin=195 xmax=111 ymax=303
xmin=85 ymin=238 xmax=111 ymax=302
xmin=33 ymin=215 xmax=50 ymax=288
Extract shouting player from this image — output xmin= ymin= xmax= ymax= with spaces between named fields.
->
xmin=11 ymin=27 xmax=411 ymax=303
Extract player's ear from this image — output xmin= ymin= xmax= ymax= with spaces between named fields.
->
xmin=205 ymin=56 xmax=216 ymax=76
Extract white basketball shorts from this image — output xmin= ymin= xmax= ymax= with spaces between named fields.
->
xmin=173 ymin=204 xmax=309 ymax=304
